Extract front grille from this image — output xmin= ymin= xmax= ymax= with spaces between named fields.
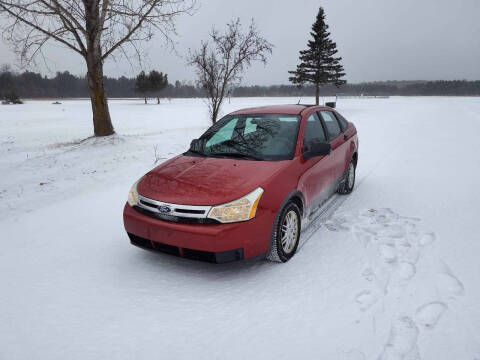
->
xmin=139 ymin=199 xmax=158 ymax=209
xmin=133 ymin=206 xmax=219 ymax=224
xmin=127 ymin=233 xmax=243 ymax=263
xmin=174 ymin=208 xmax=205 ymax=215
xmin=135 ymin=194 xmax=216 ymax=224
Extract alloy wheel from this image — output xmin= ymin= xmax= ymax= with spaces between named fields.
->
xmin=348 ymin=162 xmax=355 ymax=189
xmin=281 ymin=210 xmax=299 ymax=254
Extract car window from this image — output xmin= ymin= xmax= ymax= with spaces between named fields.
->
xmin=334 ymin=112 xmax=348 ymax=131
xmin=199 ymin=114 xmax=301 ymax=161
xmin=319 ymin=111 xmax=342 ymax=139
xmin=244 ymin=118 xmax=257 ymax=135
xmin=303 ymin=113 xmax=327 ymax=144
xmin=206 ymin=117 xmax=239 ymax=147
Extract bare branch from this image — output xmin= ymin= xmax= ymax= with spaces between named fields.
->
xmin=0 ymin=1 xmax=84 ymax=57
xmin=40 ymin=0 xmax=87 ymax=35
xmin=189 ymin=18 xmax=273 ymax=123
xmin=101 ymin=0 xmax=196 ymax=60
xmin=0 ymin=0 xmax=196 ymax=67
xmin=0 ymin=0 xmax=196 ymax=137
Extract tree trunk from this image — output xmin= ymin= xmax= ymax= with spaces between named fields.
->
xmin=211 ymin=109 xmax=218 ymax=123
xmin=211 ymin=95 xmax=224 ymax=124
xmin=315 ymin=83 xmax=320 ymax=105
xmin=211 ymin=101 xmax=221 ymax=123
xmin=86 ymin=54 xmax=114 ymax=137
xmin=144 ymin=96 xmax=147 ymax=104
xmin=157 ymin=96 xmax=160 ymax=104
xmin=84 ymin=1 xmax=114 ymax=137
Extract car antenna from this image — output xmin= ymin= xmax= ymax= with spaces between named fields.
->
xmin=297 ymin=98 xmax=302 ymax=105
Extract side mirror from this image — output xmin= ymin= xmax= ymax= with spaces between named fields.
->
xmin=303 ymin=141 xmax=331 ymax=159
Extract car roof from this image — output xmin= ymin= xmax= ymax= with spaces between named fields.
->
xmin=230 ymin=104 xmax=333 ymax=115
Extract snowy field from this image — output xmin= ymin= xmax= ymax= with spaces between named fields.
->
xmin=1 ymin=97 xmax=480 ymax=359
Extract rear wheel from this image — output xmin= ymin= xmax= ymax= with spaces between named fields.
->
xmin=338 ymin=160 xmax=356 ymax=194
xmin=267 ymin=202 xmax=301 ymax=262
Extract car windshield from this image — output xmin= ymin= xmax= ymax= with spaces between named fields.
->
xmin=187 ymin=114 xmax=301 ymax=161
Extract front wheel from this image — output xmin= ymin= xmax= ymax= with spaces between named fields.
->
xmin=338 ymin=160 xmax=356 ymax=194
xmin=266 ymin=202 xmax=301 ymax=262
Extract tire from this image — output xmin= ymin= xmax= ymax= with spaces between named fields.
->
xmin=266 ymin=202 xmax=301 ymax=263
xmin=338 ymin=159 xmax=356 ymax=194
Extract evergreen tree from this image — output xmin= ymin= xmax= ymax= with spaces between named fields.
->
xmin=148 ymin=71 xmax=169 ymax=104
xmin=288 ymin=7 xmax=346 ymax=105
xmin=135 ymin=71 xmax=150 ymax=104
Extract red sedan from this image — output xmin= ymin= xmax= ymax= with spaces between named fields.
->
xmin=123 ymin=104 xmax=358 ymax=263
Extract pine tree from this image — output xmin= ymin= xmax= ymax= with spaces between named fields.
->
xmin=148 ymin=71 xmax=169 ymax=104
xmin=289 ymin=7 xmax=346 ymax=105
xmin=135 ymin=71 xmax=150 ymax=104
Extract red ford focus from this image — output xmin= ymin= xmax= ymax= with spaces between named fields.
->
xmin=123 ymin=104 xmax=358 ymax=263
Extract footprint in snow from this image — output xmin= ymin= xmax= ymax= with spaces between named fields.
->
xmin=379 ymin=244 xmax=397 ymax=265
xmin=436 ymin=271 xmax=465 ymax=299
xmin=397 ymin=262 xmax=416 ymax=281
xmin=331 ymin=208 xmax=425 ymax=300
xmin=362 ymin=267 xmax=374 ymax=281
xmin=324 ymin=214 xmax=357 ymax=231
xmin=356 ymin=232 xmax=373 ymax=247
xmin=398 ymin=242 xmax=420 ymax=266
xmin=355 ymin=290 xmax=379 ymax=311
xmin=388 ymin=262 xmax=418 ymax=296
xmin=419 ymin=232 xmax=436 ymax=246
xmin=324 ymin=220 xmax=348 ymax=232
xmin=415 ymin=301 xmax=447 ymax=329
xmin=395 ymin=237 xmax=412 ymax=252
xmin=378 ymin=316 xmax=420 ymax=360
xmin=327 ymin=209 xmax=467 ymax=357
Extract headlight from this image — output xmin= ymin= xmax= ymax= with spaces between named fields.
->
xmin=127 ymin=179 xmax=140 ymax=207
xmin=207 ymin=187 xmax=264 ymax=223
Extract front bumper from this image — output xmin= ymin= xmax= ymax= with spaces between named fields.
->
xmin=127 ymin=232 xmax=244 ymax=263
xmin=123 ymin=203 xmax=272 ymax=262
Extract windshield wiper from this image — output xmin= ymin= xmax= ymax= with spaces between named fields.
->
xmin=185 ymin=148 xmax=206 ymax=157
xmin=208 ymin=152 xmax=263 ymax=161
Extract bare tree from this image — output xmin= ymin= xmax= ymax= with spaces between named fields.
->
xmin=188 ymin=19 xmax=273 ymax=124
xmin=0 ymin=0 xmax=195 ymax=136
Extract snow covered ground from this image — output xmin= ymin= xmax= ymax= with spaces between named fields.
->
xmin=1 ymin=97 xmax=480 ymax=359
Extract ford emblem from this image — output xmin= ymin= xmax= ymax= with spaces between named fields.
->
xmin=158 ymin=205 xmax=172 ymax=214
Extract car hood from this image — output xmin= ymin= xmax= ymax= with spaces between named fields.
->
xmin=137 ymin=155 xmax=290 ymax=205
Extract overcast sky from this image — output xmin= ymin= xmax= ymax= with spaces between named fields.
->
xmin=1 ymin=0 xmax=479 ymax=84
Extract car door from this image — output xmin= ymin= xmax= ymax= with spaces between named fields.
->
xmin=298 ymin=112 xmax=335 ymax=212
xmin=318 ymin=110 xmax=349 ymax=185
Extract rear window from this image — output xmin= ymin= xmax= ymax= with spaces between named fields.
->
xmin=319 ymin=111 xmax=342 ymax=139
xmin=304 ymin=113 xmax=327 ymax=144
xmin=334 ymin=112 xmax=348 ymax=131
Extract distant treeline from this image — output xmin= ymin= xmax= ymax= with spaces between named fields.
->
xmin=233 ymin=81 xmax=480 ymax=97
xmin=2 ymin=70 xmax=480 ymax=99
